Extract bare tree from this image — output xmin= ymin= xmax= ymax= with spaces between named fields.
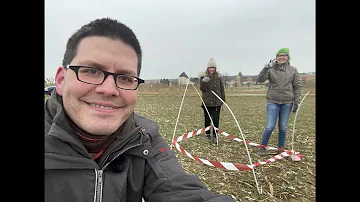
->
xmin=236 ymin=71 xmax=244 ymax=87
xmin=221 ymin=72 xmax=229 ymax=88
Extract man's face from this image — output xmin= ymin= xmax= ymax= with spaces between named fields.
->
xmin=55 ymin=36 xmax=139 ymax=135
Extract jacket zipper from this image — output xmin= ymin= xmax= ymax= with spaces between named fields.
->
xmin=280 ymin=70 xmax=285 ymax=103
xmin=94 ymin=169 xmax=103 ymax=202
xmin=92 ymin=127 xmax=145 ymax=201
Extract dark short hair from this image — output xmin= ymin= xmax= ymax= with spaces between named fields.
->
xmin=62 ymin=17 xmax=142 ymax=76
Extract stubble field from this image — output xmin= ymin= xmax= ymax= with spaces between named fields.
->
xmin=44 ymin=84 xmax=316 ymax=202
xmin=135 ymin=85 xmax=316 ymax=202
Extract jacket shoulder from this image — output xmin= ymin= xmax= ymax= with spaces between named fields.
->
xmin=288 ymin=64 xmax=298 ymax=72
xmin=134 ymin=113 xmax=159 ymax=135
xmin=198 ymin=71 xmax=206 ymax=78
xmin=198 ymin=71 xmax=222 ymax=78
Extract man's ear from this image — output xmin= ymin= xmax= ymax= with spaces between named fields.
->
xmin=55 ymin=66 xmax=66 ymax=96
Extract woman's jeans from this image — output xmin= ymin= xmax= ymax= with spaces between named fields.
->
xmin=261 ymin=102 xmax=293 ymax=148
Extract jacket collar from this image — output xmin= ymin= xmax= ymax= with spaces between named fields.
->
xmin=45 ymin=92 xmax=143 ymax=169
xmin=274 ymin=62 xmax=290 ymax=71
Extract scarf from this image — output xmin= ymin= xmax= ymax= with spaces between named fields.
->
xmin=68 ymin=118 xmax=119 ymax=154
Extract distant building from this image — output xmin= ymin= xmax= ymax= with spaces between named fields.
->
xmin=143 ymin=71 xmax=314 ymax=87
xmin=178 ymin=72 xmax=194 ymax=86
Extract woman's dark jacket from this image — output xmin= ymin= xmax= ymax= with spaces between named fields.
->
xmin=199 ymin=72 xmax=226 ymax=107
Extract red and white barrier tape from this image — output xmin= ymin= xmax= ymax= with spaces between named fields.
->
xmin=172 ymin=126 xmax=302 ymax=171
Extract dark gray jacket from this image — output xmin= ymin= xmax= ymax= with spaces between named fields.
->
xmin=199 ymin=72 xmax=226 ymax=107
xmin=45 ymin=93 xmax=234 ymax=202
xmin=257 ymin=62 xmax=302 ymax=104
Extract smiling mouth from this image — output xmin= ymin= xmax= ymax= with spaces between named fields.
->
xmin=89 ymin=103 xmax=116 ymax=109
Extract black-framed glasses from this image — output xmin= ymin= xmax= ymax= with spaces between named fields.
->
xmin=66 ymin=65 xmax=144 ymax=90
xmin=277 ymin=54 xmax=288 ymax=57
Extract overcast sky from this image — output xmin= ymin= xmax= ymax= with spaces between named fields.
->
xmin=45 ymin=0 xmax=315 ymax=80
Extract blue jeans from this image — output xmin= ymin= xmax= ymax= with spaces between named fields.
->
xmin=261 ymin=102 xmax=293 ymax=148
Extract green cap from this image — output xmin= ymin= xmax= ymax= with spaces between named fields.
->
xmin=276 ymin=48 xmax=290 ymax=60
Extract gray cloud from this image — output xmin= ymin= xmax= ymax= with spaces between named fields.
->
xmin=45 ymin=0 xmax=315 ymax=80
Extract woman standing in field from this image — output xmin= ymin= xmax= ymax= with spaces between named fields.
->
xmin=257 ymin=48 xmax=302 ymax=155
xmin=199 ymin=58 xmax=226 ymax=143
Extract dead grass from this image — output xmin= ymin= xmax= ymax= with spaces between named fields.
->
xmin=135 ymin=86 xmax=316 ymax=202
xmin=45 ymin=84 xmax=316 ymax=201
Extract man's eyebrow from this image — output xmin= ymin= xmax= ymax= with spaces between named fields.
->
xmin=77 ymin=60 xmax=137 ymax=76
xmin=78 ymin=60 xmax=106 ymax=69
